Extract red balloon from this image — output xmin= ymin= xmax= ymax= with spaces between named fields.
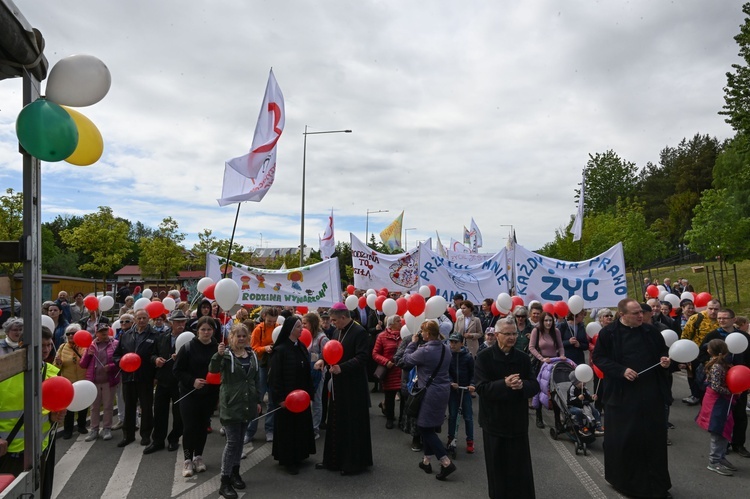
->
xmin=646 ymin=285 xmax=659 ymax=299
xmin=203 ymin=283 xmax=216 ymax=300
xmin=553 ymin=301 xmax=569 ymax=318
xmin=285 ymin=389 xmax=311 ymax=413
xmin=593 ymin=364 xmax=604 ymax=379
xmin=73 ymin=330 xmax=92 ymax=349
xmin=83 ymin=295 xmax=99 ymax=312
xmin=428 ymin=284 xmax=437 ymax=297
xmin=694 ymin=292 xmax=712 ymax=308
xmin=542 ymin=302 xmax=555 ymax=315
xmin=490 ymin=302 xmax=500 ymax=317
xmin=395 ymin=297 xmax=408 ymax=316
xmin=375 ymin=295 xmax=387 ymax=312
xmin=346 ymin=284 xmax=356 ymax=295
xmin=299 ymin=328 xmax=313 ymax=348
xmin=408 ymin=294 xmax=426 ymax=316
xmin=511 ymin=296 xmax=524 ymax=311
xmin=380 ymin=287 xmax=389 ymax=296
xmin=206 ymin=371 xmax=222 ymax=385
xmin=323 ymin=339 xmax=344 ymax=365
xmin=42 ymin=376 xmax=74 ymax=412
xmin=726 ymin=365 xmax=750 ymax=394
xmin=145 ymin=301 xmax=165 ymax=319
xmin=0 ymin=309 xmax=3 ymax=318
xmin=447 ymin=307 xmax=457 ymax=322
xmin=120 ymin=352 xmax=142 ymax=373
xmin=108 ymin=327 xmax=115 ymax=337
xmin=358 ymin=296 xmax=367 ymax=309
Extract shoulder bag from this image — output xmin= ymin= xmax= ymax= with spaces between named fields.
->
xmin=404 ymin=344 xmax=446 ymax=418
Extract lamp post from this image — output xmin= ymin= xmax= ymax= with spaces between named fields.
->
xmin=365 ymin=209 xmax=389 ymax=247
xmin=404 ymin=228 xmax=417 ymax=250
xmin=300 ymin=126 xmax=352 ymax=266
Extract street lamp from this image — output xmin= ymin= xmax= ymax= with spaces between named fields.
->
xmin=365 ymin=209 xmax=389 ymax=246
xmin=404 ymin=228 xmax=417 ymax=250
xmin=300 ymin=126 xmax=352 ymax=266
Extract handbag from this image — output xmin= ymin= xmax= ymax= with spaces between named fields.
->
xmin=374 ymin=364 xmax=388 ymax=381
xmin=404 ymin=344 xmax=447 ymax=418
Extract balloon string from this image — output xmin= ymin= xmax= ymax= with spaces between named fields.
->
xmin=728 ymin=394 xmax=734 ymax=418
xmin=173 ymin=388 xmax=197 ymax=405
xmin=594 ymin=377 xmax=600 ymax=395
xmin=248 ymin=406 xmax=282 ymax=423
xmin=637 ymin=362 xmax=660 ymax=376
xmin=115 ymin=369 xmax=122 ymax=378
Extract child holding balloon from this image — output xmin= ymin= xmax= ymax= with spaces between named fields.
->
xmin=696 ymin=339 xmax=736 ymax=476
xmin=80 ymin=323 xmax=119 ymax=441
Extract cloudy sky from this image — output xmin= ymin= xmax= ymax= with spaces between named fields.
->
xmin=0 ymin=1 xmax=744 ymax=257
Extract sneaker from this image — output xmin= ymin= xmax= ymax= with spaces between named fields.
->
xmin=193 ymin=455 xmax=207 ymax=473
xmin=219 ymin=426 xmax=226 ymax=436
xmin=732 ymin=445 xmax=750 ymax=458
xmin=265 ymin=433 xmax=273 ymax=442
xmin=466 ymin=440 xmax=474 ymax=454
xmin=111 ymin=421 xmax=123 ymax=431
xmin=102 ymin=429 xmax=112 ymax=441
xmin=707 ymin=462 xmax=733 ymax=476
xmin=594 ymin=427 xmax=605 ymax=437
xmin=436 ymin=462 xmax=457 ymax=481
xmin=207 ymin=426 xmax=213 ymax=434
xmin=682 ymin=396 xmax=700 ymax=406
xmin=720 ymin=458 xmax=738 ymax=471
xmin=182 ymin=459 xmax=195 ymax=477
xmin=85 ymin=429 xmax=99 ymax=442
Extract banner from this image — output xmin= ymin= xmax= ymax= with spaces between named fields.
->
xmin=463 ymin=226 xmax=470 ymax=245
xmin=350 ymin=234 xmax=419 ymax=292
xmin=572 ymin=171 xmax=585 ymax=242
xmin=469 ymin=218 xmax=482 ymax=251
xmin=319 ymin=209 xmax=335 ymax=259
xmin=206 ymin=253 xmax=342 ymax=307
xmin=379 ymin=211 xmax=403 ymax=251
xmin=445 ymin=250 xmax=495 ymax=265
xmin=449 ymin=238 xmax=471 ymax=253
xmin=513 ymin=243 xmax=627 ymax=307
xmin=417 ymin=243 xmax=510 ymax=304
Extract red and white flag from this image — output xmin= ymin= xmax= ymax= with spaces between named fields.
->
xmin=319 ymin=209 xmax=335 ymax=260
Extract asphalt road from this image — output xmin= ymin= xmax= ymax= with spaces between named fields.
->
xmin=50 ymin=372 xmax=750 ymax=499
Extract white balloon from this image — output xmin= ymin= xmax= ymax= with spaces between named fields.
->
xmin=568 ymin=295 xmax=584 ymax=315
xmin=41 ymin=314 xmax=54 ymax=332
xmin=661 ymin=329 xmax=679 ymax=348
xmin=68 ymin=380 xmax=98 ymax=412
xmin=401 ymin=325 xmax=412 ymax=340
xmin=669 ymin=339 xmax=700 ymax=363
xmin=382 ymin=298 xmax=398 ymax=317
xmin=405 ymin=312 xmax=426 ymax=337
xmin=276 ymin=316 xmax=285 ymax=326
xmin=726 ymin=332 xmax=749 ymax=355
xmin=424 ymin=295 xmax=448 ymax=320
xmin=419 ymin=285 xmax=431 ymax=298
xmin=272 ymin=326 xmax=282 ymax=343
xmin=142 ymin=289 xmax=153 ymax=299
xmin=680 ymin=292 xmax=694 ymax=302
xmin=197 ymin=277 xmax=214 ymax=293
xmin=366 ymin=293 xmax=377 ymax=310
xmin=134 ymin=297 xmax=150 ymax=311
xmin=658 ymin=290 xmax=668 ymax=300
xmin=574 ymin=364 xmax=594 ymax=383
xmin=175 ymin=332 xmax=195 ymax=353
xmin=162 ymin=297 xmax=176 ymax=312
xmin=345 ymin=295 xmax=359 ymax=311
xmin=98 ymin=295 xmax=114 ymax=312
xmin=46 ymin=54 xmax=111 ymax=107
xmin=112 ymin=320 xmax=121 ymax=330
xmin=214 ymin=278 xmax=240 ymax=311
xmin=585 ymin=322 xmax=602 ymax=338
xmin=496 ymin=293 xmax=512 ymax=312
xmin=366 ymin=289 xmax=376 ymax=296
xmin=664 ymin=293 xmax=680 ymax=309
xmin=657 ymin=285 xmax=666 ymax=293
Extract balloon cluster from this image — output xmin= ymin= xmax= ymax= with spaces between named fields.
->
xmin=16 ymin=55 xmax=110 ymax=165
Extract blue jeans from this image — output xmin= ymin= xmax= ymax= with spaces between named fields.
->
xmin=447 ymin=389 xmax=474 ymax=441
xmin=568 ymin=405 xmax=601 ymax=428
xmin=246 ymin=366 xmax=274 ymax=439
xmin=222 ymin=421 xmax=248 ymax=476
xmin=418 ymin=425 xmax=447 ymax=460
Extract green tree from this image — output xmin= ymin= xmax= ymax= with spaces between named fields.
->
xmin=190 ymin=228 xmax=245 ymax=269
xmin=684 ymin=188 xmax=750 ymax=263
xmin=139 ymin=217 xmax=187 ymax=285
xmin=579 ymin=150 xmax=639 ymax=216
xmin=61 ymin=206 xmax=132 ymax=287
xmin=0 ymin=189 xmax=23 ymax=313
xmin=721 ymin=2 xmax=750 ymax=135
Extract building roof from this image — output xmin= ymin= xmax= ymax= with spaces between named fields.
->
xmin=178 ymin=270 xmax=205 ymax=279
xmin=114 ymin=265 xmax=141 ymax=276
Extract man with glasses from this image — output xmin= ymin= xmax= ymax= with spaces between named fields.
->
xmin=698 ymin=308 xmax=750 ymax=458
xmin=513 ymin=306 xmax=532 ymax=353
xmin=593 ymin=298 xmax=672 ymax=499
xmin=680 ymin=299 xmax=720 ymax=406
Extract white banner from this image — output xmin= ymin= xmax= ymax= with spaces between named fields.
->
xmin=445 ymin=250 xmax=494 ymax=265
xmin=206 ymin=253 xmax=342 ymax=307
xmin=350 ymin=234 xmax=420 ymax=292
xmin=417 ymin=243 xmax=510 ymax=304
xmin=513 ymin=243 xmax=628 ymax=307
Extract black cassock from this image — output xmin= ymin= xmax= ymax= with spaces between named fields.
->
xmin=475 ymin=345 xmax=540 ymax=499
xmin=322 ymin=320 xmax=373 ymax=473
xmin=593 ymin=321 xmax=672 ymax=498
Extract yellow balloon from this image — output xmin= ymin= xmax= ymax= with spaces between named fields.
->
xmin=61 ymin=106 xmax=103 ymax=166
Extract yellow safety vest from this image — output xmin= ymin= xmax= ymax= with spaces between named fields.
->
xmin=0 ymin=363 xmax=60 ymax=454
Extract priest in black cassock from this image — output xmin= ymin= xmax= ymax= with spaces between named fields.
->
xmin=475 ymin=316 xmax=540 ymax=499
xmin=593 ymin=298 xmax=673 ymax=499
xmin=314 ymin=303 xmax=373 ymax=475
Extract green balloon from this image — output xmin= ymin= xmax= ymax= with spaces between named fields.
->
xmin=15 ymin=98 xmax=79 ymax=162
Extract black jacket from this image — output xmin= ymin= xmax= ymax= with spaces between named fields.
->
xmin=173 ymin=336 xmax=219 ymax=396
xmin=154 ymin=331 xmax=180 ymax=387
xmin=113 ymin=325 xmax=158 ymax=383
xmin=448 ymin=346 xmax=475 ymax=387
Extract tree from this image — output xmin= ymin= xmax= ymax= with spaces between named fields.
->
xmin=190 ymin=228 xmax=246 ymax=269
xmin=720 ymin=2 xmax=750 ymax=136
xmin=139 ymin=217 xmax=187 ymax=286
xmin=60 ymin=206 xmax=132 ymax=287
xmin=0 ymin=189 xmax=23 ymax=314
xmin=579 ymin=150 xmax=639 ymax=216
xmin=684 ymin=188 xmax=750 ymax=263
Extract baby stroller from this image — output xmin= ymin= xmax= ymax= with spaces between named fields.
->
xmin=548 ymin=362 xmax=596 ymax=455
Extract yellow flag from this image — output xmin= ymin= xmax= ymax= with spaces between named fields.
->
xmin=379 ymin=211 xmax=403 ymax=250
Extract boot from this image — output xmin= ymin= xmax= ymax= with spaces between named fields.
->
xmin=230 ymin=465 xmax=246 ymax=490
xmin=535 ymin=411 xmax=545 ymax=429
xmin=219 ymin=475 xmax=237 ymax=499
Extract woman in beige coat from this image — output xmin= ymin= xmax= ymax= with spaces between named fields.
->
xmin=453 ymin=300 xmax=483 ymax=357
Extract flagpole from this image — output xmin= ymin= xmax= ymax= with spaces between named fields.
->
xmin=223 ymin=203 xmax=242 ymax=278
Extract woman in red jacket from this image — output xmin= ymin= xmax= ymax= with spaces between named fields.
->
xmin=372 ymin=315 xmax=404 ymax=429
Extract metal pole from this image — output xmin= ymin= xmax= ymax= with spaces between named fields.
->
xmin=299 ymin=125 xmax=308 ymax=267
xmin=734 ymin=264 xmax=740 ymax=304
xmin=719 ymin=260 xmax=726 ymax=305
xmin=224 ymin=202 xmax=242 ymax=277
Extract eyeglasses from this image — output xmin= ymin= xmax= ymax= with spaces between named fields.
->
xmin=498 ymin=332 xmax=518 ymax=336
xmin=65 ymin=332 xmax=75 ymax=336
xmin=516 ymin=315 xmax=527 ymax=318
xmin=121 ymin=320 xmax=132 ymax=324
xmin=602 ymin=315 xmax=613 ymax=318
